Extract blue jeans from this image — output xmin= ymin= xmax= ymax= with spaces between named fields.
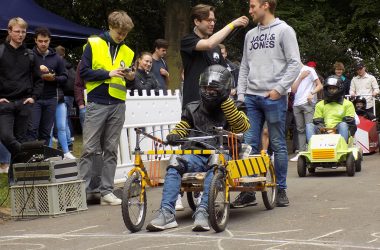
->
xmin=55 ymin=102 xmax=71 ymax=153
xmin=0 ymin=141 xmax=11 ymax=163
xmin=64 ymin=96 xmax=74 ymax=137
xmin=306 ymin=122 xmax=349 ymax=143
xmin=79 ymin=107 xmax=86 ymax=128
xmin=244 ymin=94 xmax=288 ymax=189
xmin=161 ymin=154 xmax=223 ymax=214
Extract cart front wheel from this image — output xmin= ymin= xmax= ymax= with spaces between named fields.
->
xmin=297 ymin=155 xmax=307 ymax=177
xmin=121 ymin=173 xmax=147 ymax=232
xmin=346 ymin=153 xmax=356 ymax=177
xmin=208 ymin=172 xmax=229 ymax=232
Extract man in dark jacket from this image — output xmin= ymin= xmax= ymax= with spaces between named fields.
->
xmin=0 ymin=17 xmax=43 ymax=182
xmin=26 ymin=27 xmax=67 ymax=145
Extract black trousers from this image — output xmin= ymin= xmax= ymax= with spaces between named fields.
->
xmin=0 ymin=99 xmax=32 ymax=183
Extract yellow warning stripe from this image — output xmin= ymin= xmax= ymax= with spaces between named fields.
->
xmin=145 ymin=149 xmax=216 ymax=155
xmin=227 ymin=157 xmax=268 ymax=179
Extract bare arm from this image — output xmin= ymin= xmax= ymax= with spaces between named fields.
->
xmin=195 ymin=16 xmax=249 ymax=51
xmin=291 ymin=70 xmax=310 ymax=93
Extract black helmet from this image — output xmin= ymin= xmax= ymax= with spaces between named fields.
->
xmin=323 ymin=75 xmax=344 ymax=103
xmin=199 ymin=65 xmax=232 ymax=110
xmin=353 ymin=96 xmax=367 ymax=115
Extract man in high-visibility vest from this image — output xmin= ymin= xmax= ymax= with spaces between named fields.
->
xmin=78 ymin=10 xmax=135 ymax=205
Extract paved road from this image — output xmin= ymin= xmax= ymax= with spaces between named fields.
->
xmin=1 ymin=153 xmax=380 ymax=250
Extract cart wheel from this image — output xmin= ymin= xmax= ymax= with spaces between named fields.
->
xmin=262 ymin=162 xmax=277 ymax=210
xmin=121 ymin=173 xmax=147 ymax=232
xmin=346 ymin=153 xmax=356 ymax=177
xmin=208 ymin=172 xmax=229 ymax=232
xmin=297 ymin=155 xmax=307 ymax=177
xmin=187 ymin=191 xmax=200 ymax=211
xmin=355 ymin=152 xmax=362 ymax=172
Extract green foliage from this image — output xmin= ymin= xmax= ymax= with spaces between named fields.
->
xmin=33 ymin=0 xmax=379 ymax=78
xmin=0 ymin=174 xmax=10 ymax=208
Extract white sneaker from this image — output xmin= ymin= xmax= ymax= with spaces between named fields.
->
xmin=71 ymin=137 xmax=75 ymax=142
xmin=194 ymin=192 xmax=203 ymax=207
xmin=101 ymin=193 xmax=122 ymax=205
xmin=290 ymin=154 xmax=299 ymax=162
xmin=64 ymin=152 xmax=76 ymax=160
xmin=175 ymin=194 xmax=184 ymax=211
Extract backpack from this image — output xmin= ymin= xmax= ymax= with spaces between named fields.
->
xmin=63 ymin=65 xmax=76 ymax=94
xmin=0 ymin=43 xmax=34 ymax=67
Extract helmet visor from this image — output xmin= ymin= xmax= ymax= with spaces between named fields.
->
xmin=199 ymin=71 xmax=228 ymax=90
xmin=326 ymin=77 xmax=338 ymax=86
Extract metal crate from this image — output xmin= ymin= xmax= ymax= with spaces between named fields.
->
xmin=10 ymin=180 xmax=87 ymax=217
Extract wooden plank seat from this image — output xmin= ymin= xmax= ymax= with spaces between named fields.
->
xmin=182 ymin=172 xmax=207 ymax=183
xmin=238 ymin=176 xmax=267 ymax=183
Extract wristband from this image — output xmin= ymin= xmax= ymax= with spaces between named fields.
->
xmin=227 ymin=23 xmax=235 ymax=31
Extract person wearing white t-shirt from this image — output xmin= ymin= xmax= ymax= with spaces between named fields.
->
xmin=290 ymin=62 xmax=323 ymax=161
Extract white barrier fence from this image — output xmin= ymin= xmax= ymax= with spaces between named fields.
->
xmin=114 ymin=89 xmax=182 ymax=184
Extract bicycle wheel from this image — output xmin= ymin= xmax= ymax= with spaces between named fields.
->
xmin=262 ymin=162 xmax=277 ymax=210
xmin=121 ymin=173 xmax=147 ymax=232
xmin=208 ymin=172 xmax=229 ymax=232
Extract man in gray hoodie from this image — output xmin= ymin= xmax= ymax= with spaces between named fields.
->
xmin=235 ymin=0 xmax=301 ymax=207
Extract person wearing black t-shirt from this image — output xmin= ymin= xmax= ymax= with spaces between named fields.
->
xmin=180 ymin=4 xmax=249 ymax=107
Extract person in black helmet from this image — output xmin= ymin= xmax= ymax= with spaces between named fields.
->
xmin=147 ymin=65 xmax=250 ymax=232
xmin=352 ymin=96 xmax=376 ymax=121
xmin=306 ymin=75 xmax=356 ymax=143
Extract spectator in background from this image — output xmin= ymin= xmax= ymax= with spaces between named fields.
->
xmin=333 ymin=61 xmax=350 ymax=96
xmin=289 ymin=61 xmax=323 ymax=162
xmin=180 ymin=4 xmax=249 ymax=107
xmin=350 ymin=62 xmax=379 ymax=114
xmin=127 ymin=52 xmax=160 ymax=96
xmin=0 ymin=142 xmax=11 ymax=174
xmin=55 ymin=45 xmax=76 ymax=148
xmin=27 ymin=27 xmax=68 ymax=147
xmin=74 ymin=60 xmax=86 ymax=127
xmin=219 ymin=44 xmax=239 ymax=99
xmin=151 ymin=39 xmax=169 ymax=94
xmin=0 ymin=17 xmax=43 ymax=182
xmin=79 ymin=10 xmax=135 ymax=206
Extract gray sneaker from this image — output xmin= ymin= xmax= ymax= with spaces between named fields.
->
xmin=146 ymin=208 xmax=178 ymax=231
xmin=192 ymin=207 xmax=210 ymax=231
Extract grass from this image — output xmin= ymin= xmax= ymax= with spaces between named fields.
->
xmin=0 ymin=135 xmax=83 ymax=209
xmin=0 ymin=173 xmax=10 ymax=208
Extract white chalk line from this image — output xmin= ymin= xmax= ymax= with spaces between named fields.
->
xmin=264 ymin=229 xmax=344 ymax=250
xmin=137 ymin=239 xmax=219 ymax=249
xmin=86 ymin=236 xmax=142 ymax=250
xmin=233 ymin=229 xmax=303 ymax=236
xmin=0 ymin=242 xmax=46 ymax=249
xmin=0 ymin=230 xmax=379 ymax=250
xmin=60 ymin=225 xmax=100 ymax=235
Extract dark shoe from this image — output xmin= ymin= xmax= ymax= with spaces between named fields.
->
xmin=86 ymin=193 xmax=101 ymax=205
xmin=276 ymin=188 xmax=289 ymax=207
xmin=192 ymin=207 xmax=210 ymax=231
xmin=230 ymin=192 xmax=257 ymax=209
xmin=146 ymin=208 xmax=178 ymax=231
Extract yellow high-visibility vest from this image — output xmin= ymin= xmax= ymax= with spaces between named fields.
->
xmin=85 ymin=36 xmax=134 ymax=101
